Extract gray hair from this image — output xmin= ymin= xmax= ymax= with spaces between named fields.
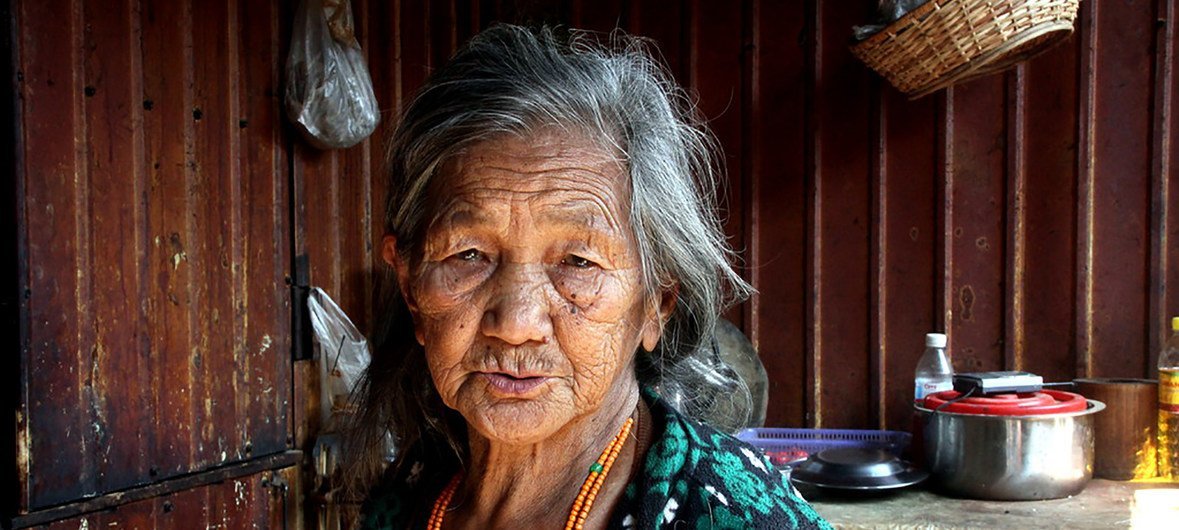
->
xmin=346 ymin=24 xmax=752 ymax=492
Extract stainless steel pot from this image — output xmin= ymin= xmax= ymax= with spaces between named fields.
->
xmin=916 ymin=400 xmax=1105 ymax=500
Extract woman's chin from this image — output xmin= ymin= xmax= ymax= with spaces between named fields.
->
xmin=457 ymin=386 xmax=576 ymax=445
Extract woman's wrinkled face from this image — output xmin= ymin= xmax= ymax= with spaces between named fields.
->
xmin=387 ymin=131 xmax=663 ymax=445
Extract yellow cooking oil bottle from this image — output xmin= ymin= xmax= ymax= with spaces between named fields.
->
xmin=1160 ymin=317 xmax=1179 ymax=480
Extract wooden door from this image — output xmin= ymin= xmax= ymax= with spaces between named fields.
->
xmin=6 ymin=0 xmax=297 ymax=526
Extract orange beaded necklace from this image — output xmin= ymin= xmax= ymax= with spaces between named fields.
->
xmin=426 ymin=416 xmax=635 ymax=530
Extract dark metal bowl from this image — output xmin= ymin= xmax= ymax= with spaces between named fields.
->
xmin=790 ymin=447 xmax=928 ymax=490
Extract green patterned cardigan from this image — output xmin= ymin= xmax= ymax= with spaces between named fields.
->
xmin=361 ymin=390 xmax=832 ymax=529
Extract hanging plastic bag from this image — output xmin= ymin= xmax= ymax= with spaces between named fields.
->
xmin=285 ymin=0 xmax=379 ymax=149
xmin=307 ymin=287 xmax=370 ymax=430
xmin=853 ymin=0 xmax=930 ymax=40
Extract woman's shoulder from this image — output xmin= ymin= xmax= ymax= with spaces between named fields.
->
xmin=360 ymin=453 xmax=450 ymax=530
xmin=359 ymin=459 xmax=418 ymax=530
xmin=617 ymin=392 xmax=831 ymax=529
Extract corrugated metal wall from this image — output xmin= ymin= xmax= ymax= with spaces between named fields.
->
xmin=12 ymin=0 xmax=293 ymax=515
xmin=307 ymin=0 xmax=1179 ymax=434
xmin=8 ymin=0 xmax=1179 ymax=525
xmin=40 ymin=465 xmax=298 ymax=530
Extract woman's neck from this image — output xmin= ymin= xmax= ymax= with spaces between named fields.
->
xmin=451 ymin=379 xmax=642 ymax=529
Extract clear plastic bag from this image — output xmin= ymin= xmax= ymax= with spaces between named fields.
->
xmin=853 ymin=0 xmax=930 ymax=40
xmin=307 ymin=287 xmax=370 ymax=430
xmin=285 ymin=0 xmax=379 ymax=149
xmin=647 ymin=319 xmax=768 ymax=434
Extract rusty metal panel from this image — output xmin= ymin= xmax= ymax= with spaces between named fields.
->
xmin=944 ymin=76 xmax=1008 ymax=375
xmin=875 ymin=86 xmax=939 ymax=431
xmin=19 ymin=0 xmax=92 ymax=507
xmin=17 ymin=0 xmax=292 ymax=512
xmin=568 ymin=0 xmax=625 ymax=32
xmin=747 ymin=0 xmax=809 ymax=427
xmin=1157 ymin=0 xmax=1179 ymax=363
xmin=689 ymin=1 xmax=748 ymax=329
xmin=1079 ymin=0 xmax=1156 ymax=377
xmin=1012 ymin=37 xmax=1079 ymax=381
xmin=631 ymin=0 xmax=687 ymax=81
xmin=237 ymin=0 xmax=294 ymax=458
xmin=38 ymin=465 xmax=297 ymax=530
xmin=808 ymin=0 xmax=873 ymax=428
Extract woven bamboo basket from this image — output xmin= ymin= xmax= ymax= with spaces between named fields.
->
xmin=851 ymin=0 xmax=1080 ymax=99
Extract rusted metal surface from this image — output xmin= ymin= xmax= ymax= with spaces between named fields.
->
xmin=945 ymin=75 xmax=1009 ymax=375
xmin=35 ymin=464 xmax=298 ymax=530
xmin=690 ymin=1 xmax=748 ymax=329
xmin=1014 ymin=37 xmax=1079 ymax=382
xmin=809 ymin=0 xmax=874 ymax=428
xmin=1085 ymin=0 xmax=1155 ymax=378
xmin=1156 ymin=0 xmax=1179 ymax=365
xmin=11 ymin=452 xmax=299 ymax=528
xmin=747 ymin=0 xmax=809 ymax=428
xmin=15 ymin=0 xmax=291 ymax=512
xmin=874 ymin=81 xmax=939 ymax=431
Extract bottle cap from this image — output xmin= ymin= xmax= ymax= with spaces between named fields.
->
xmin=925 ymin=333 xmax=947 ymax=348
xmin=1172 ymin=316 xmax=1179 ymax=332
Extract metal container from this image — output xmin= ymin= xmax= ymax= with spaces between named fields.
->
xmin=916 ymin=400 xmax=1105 ymax=500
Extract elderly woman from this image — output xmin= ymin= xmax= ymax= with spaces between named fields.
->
xmin=348 ymin=25 xmax=830 ymax=530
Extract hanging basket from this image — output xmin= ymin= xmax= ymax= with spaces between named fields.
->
xmin=851 ymin=0 xmax=1080 ymax=99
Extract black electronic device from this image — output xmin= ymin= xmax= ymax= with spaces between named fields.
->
xmin=952 ymin=371 xmax=1044 ymax=395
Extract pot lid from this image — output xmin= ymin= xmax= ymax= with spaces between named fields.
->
xmin=789 ymin=447 xmax=928 ymax=491
xmin=922 ymin=389 xmax=1088 ymax=415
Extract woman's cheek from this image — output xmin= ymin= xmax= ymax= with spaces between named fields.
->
xmin=414 ymin=261 xmax=489 ymax=310
xmin=551 ymin=268 xmax=640 ymax=323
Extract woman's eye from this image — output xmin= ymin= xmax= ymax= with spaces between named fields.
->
xmin=562 ymin=254 xmax=595 ymax=269
xmin=455 ymin=249 xmax=482 ymax=262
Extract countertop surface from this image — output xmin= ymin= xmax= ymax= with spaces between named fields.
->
xmin=805 ymin=479 xmax=1179 ymax=529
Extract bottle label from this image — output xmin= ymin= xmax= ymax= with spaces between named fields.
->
xmin=915 ymin=380 xmax=953 ymax=401
xmin=1162 ymin=370 xmax=1179 ymax=412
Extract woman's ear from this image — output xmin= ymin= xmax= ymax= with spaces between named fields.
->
xmin=382 ymin=234 xmax=425 ymax=345
xmin=641 ymin=286 xmax=678 ymax=352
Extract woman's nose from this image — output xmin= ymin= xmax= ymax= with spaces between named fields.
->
xmin=479 ymin=263 xmax=553 ymax=345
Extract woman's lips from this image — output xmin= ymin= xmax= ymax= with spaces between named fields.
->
xmin=480 ymin=372 xmax=549 ymax=394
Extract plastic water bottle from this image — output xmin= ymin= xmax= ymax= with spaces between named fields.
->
xmin=914 ymin=333 xmax=953 ymax=402
xmin=1158 ymin=317 xmax=1179 ymax=479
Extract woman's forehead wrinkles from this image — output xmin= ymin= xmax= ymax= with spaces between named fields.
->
xmin=434 ymin=192 xmax=624 ymax=240
xmin=441 ymin=176 xmax=626 ymax=228
xmin=424 ymin=133 xmax=633 ymax=245
xmin=533 ymin=198 xmax=621 ymax=234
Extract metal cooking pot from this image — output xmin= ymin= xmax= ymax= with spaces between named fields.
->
xmin=916 ymin=400 xmax=1105 ymax=500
